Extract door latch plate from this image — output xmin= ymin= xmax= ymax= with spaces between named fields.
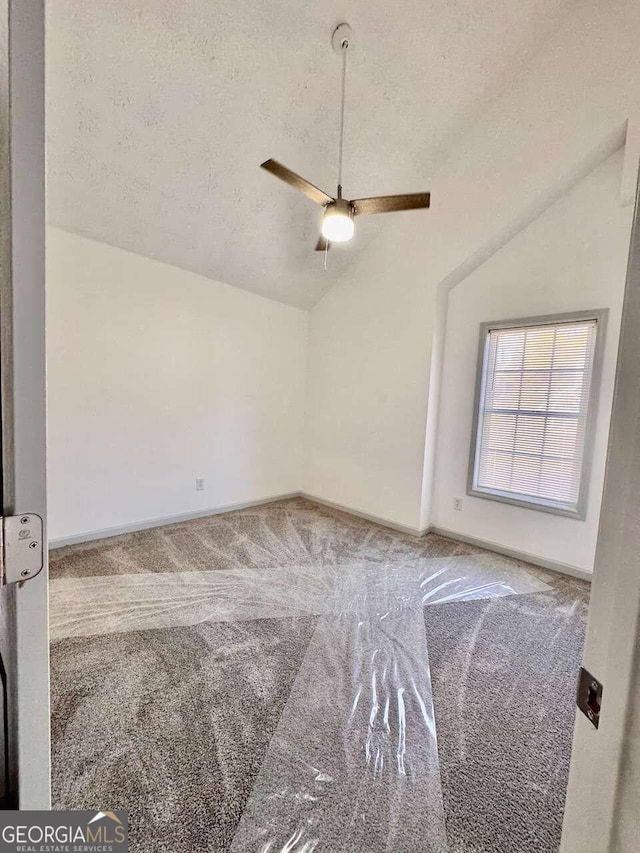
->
xmin=1 ymin=514 xmax=44 ymax=585
xmin=577 ymin=666 xmax=603 ymax=729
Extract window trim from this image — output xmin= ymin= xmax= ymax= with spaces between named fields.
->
xmin=467 ymin=308 xmax=609 ymax=520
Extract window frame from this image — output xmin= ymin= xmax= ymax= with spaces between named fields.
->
xmin=467 ymin=308 xmax=608 ymax=520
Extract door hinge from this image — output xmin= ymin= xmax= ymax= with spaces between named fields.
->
xmin=0 ymin=514 xmax=44 ymax=585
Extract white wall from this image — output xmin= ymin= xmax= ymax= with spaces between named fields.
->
xmin=432 ymin=151 xmax=632 ymax=572
xmin=303 ymin=1 xmax=640 ymax=534
xmin=46 ymin=228 xmax=308 ymax=542
xmin=47 ymin=4 xmax=640 ymax=550
xmin=303 ymin=230 xmax=437 ymax=530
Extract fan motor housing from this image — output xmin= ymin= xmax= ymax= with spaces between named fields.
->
xmin=326 ymin=198 xmax=353 ymax=218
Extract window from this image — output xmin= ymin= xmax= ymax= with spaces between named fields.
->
xmin=468 ymin=310 xmax=607 ymax=518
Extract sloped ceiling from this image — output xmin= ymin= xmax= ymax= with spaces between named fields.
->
xmin=46 ymin=0 xmax=574 ymax=309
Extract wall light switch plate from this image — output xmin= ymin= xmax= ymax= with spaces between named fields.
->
xmin=453 ymin=497 xmax=463 ymax=511
xmin=195 ymin=478 xmax=205 ymax=491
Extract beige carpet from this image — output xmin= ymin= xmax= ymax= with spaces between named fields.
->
xmin=50 ymin=497 xmax=480 ymax=579
xmin=49 ymin=497 xmax=587 ymax=852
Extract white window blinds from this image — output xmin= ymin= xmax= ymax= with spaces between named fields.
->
xmin=470 ymin=318 xmax=599 ymax=514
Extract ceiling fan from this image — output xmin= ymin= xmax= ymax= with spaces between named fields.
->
xmin=260 ymin=23 xmax=431 ymax=253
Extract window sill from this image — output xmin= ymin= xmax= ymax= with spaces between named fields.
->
xmin=466 ymin=486 xmax=586 ymax=520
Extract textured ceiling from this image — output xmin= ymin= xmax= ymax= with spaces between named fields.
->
xmin=46 ymin=0 xmax=574 ymax=309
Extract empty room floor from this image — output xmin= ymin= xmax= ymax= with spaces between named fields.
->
xmin=49 ymin=498 xmax=588 ymax=853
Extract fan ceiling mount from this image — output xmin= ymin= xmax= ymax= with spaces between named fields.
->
xmin=261 ymin=23 xmax=431 ymax=254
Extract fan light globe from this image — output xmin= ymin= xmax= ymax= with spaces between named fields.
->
xmin=322 ymin=205 xmax=354 ymax=242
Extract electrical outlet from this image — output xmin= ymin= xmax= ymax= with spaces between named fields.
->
xmin=195 ymin=478 xmax=205 ymax=491
xmin=453 ymin=497 xmax=463 ymax=511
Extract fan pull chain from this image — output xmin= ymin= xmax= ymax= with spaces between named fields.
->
xmin=324 ymin=239 xmax=329 ymax=271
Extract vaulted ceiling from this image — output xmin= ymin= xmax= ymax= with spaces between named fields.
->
xmin=46 ymin=0 xmax=575 ymax=309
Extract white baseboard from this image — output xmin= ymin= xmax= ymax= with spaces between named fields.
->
xmin=50 ymin=490 xmax=593 ymax=584
xmin=301 ymin=494 xmax=591 ymax=582
xmin=300 ymin=493 xmax=426 ymax=538
xmin=49 ymin=492 xmax=301 ymax=549
xmin=428 ymin=525 xmax=593 ymax=583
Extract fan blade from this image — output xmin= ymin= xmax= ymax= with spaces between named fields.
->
xmin=351 ymin=192 xmax=431 ymax=216
xmin=315 ymin=236 xmax=330 ymax=252
xmin=260 ymin=159 xmax=333 ymax=206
